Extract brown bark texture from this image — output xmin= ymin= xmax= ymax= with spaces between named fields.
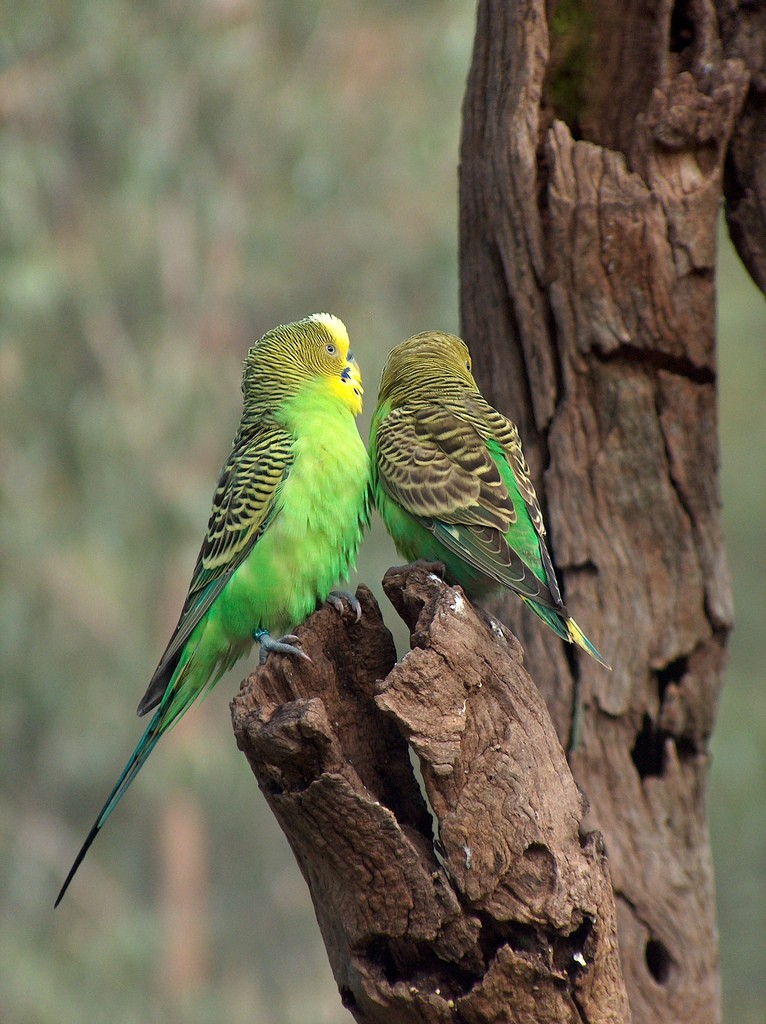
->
xmin=717 ymin=0 xmax=766 ymax=294
xmin=458 ymin=2 xmax=762 ymax=1023
xmin=232 ymin=570 xmax=631 ymax=1023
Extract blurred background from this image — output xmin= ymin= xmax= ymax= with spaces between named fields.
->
xmin=1 ymin=2 xmax=763 ymax=1022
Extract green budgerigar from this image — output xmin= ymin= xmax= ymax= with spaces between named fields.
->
xmin=370 ymin=331 xmax=609 ymax=668
xmin=56 ymin=313 xmax=369 ymax=906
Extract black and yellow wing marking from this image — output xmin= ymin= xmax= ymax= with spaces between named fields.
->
xmin=137 ymin=425 xmax=294 ymax=716
xmin=375 ymin=396 xmax=563 ymax=609
xmin=375 ymin=404 xmax=510 ymax=528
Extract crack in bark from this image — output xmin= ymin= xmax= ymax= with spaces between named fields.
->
xmin=597 ymin=339 xmax=715 ymax=384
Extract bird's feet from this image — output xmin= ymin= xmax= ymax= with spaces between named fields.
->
xmin=326 ymin=588 xmax=362 ymax=622
xmin=254 ymin=629 xmax=311 ymax=665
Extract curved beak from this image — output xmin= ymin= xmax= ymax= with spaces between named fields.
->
xmin=342 ymin=358 xmax=363 ymax=398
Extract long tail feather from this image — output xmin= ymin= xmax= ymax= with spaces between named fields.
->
xmin=54 ymin=707 xmax=166 ymax=907
xmin=519 ymin=596 xmax=611 ymax=669
xmin=55 ymin=631 xmax=225 ymax=907
xmin=566 ymin=616 xmax=611 ymax=669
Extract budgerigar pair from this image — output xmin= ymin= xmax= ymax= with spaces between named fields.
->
xmin=56 ymin=316 xmax=607 ymax=905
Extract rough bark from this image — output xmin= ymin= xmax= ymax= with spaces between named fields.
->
xmin=717 ymin=0 xmax=766 ymax=294
xmin=459 ymin=2 xmax=752 ymax=1023
xmin=232 ymin=569 xmax=631 ymax=1023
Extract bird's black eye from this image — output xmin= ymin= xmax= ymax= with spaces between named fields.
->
xmin=326 ymin=343 xmax=337 ymax=356
xmin=466 ymin=361 xmax=471 ymax=371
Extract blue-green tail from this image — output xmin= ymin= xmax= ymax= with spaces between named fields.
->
xmin=55 ymin=630 xmax=230 ymax=906
xmin=54 ymin=706 xmax=167 ymax=907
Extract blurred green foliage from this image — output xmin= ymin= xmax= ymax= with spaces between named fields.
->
xmin=0 ymin=2 xmax=763 ymax=1022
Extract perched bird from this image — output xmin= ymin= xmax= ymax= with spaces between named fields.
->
xmin=56 ymin=313 xmax=369 ymax=905
xmin=369 ymin=331 xmax=609 ymax=668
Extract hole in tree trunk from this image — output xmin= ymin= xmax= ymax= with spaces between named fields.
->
xmin=339 ymin=985 xmax=357 ymax=1008
xmin=669 ymin=0 xmax=695 ymax=54
xmin=656 ymin=654 xmax=689 ymax=700
xmin=631 ymin=713 xmax=666 ymax=778
xmin=645 ymin=937 xmax=672 ymax=984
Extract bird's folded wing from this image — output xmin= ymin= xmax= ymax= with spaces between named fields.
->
xmin=376 ymin=402 xmax=561 ymax=608
xmin=431 ymin=520 xmax=560 ymax=608
xmin=375 ymin=404 xmax=511 ymax=528
xmin=137 ymin=426 xmax=294 ymax=715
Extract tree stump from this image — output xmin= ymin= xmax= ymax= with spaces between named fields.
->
xmin=232 ymin=569 xmax=631 ymax=1023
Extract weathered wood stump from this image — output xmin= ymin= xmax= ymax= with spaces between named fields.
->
xmin=232 ymin=567 xmax=631 ymax=1023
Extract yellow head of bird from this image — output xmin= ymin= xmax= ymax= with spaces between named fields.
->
xmin=243 ymin=313 xmax=363 ymax=415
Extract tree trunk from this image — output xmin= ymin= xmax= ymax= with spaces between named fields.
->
xmin=231 ymin=3 xmax=765 ymax=1021
xmin=459 ymin=2 xmax=757 ymax=1023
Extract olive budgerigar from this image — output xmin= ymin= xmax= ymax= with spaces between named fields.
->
xmin=56 ymin=313 xmax=369 ymax=905
xmin=369 ymin=330 xmax=609 ymax=668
